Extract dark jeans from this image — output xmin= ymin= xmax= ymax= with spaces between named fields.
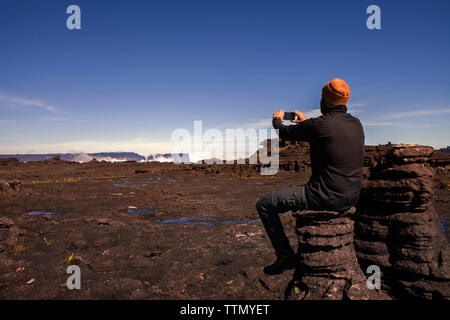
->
xmin=256 ymin=186 xmax=308 ymax=257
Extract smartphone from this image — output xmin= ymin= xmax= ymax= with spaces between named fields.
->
xmin=283 ymin=112 xmax=298 ymax=121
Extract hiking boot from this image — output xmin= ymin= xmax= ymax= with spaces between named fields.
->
xmin=263 ymin=254 xmax=298 ymax=275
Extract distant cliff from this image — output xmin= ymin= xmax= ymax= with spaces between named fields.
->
xmin=0 ymin=152 xmax=146 ymax=163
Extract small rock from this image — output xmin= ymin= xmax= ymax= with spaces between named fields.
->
xmin=0 ymin=216 xmax=14 ymax=228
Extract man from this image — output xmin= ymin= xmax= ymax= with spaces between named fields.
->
xmin=256 ymin=78 xmax=365 ymax=275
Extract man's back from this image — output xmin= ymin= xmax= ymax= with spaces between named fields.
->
xmin=273 ymin=105 xmax=365 ymax=211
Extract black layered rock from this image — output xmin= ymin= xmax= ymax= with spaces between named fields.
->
xmin=279 ymin=143 xmax=448 ymax=299
xmin=285 ymin=208 xmax=387 ymax=300
xmin=355 ymin=144 xmax=449 ymax=300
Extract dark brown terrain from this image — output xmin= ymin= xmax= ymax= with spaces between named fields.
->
xmin=0 ymin=144 xmax=449 ymax=300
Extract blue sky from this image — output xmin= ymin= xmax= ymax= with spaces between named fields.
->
xmin=0 ymin=0 xmax=449 ymax=155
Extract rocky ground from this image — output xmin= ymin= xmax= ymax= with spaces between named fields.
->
xmin=0 ymin=160 xmax=309 ymax=299
xmin=0 ymin=154 xmax=448 ymax=299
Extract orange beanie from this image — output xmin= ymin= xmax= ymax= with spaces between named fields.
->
xmin=322 ymin=78 xmax=350 ymax=106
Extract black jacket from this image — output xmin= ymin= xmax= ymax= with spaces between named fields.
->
xmin=273 ymin=105 xmax=365 ymax=212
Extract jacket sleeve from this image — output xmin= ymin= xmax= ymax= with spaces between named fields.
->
xmin=272 ymin=117 xmax=317 ymax=142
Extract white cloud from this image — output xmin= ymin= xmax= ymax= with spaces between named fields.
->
xmin=349 ymin=102 xmax=368 ymax=108
xmin=362 ymin=120 xmax=406 ymax=127
xmin=245 ymin=106 xmax=450 ymax=129
xmin=40 ymin=116 xmax=69 ymax=122
xmin=0 ymin=94 xmax=58 ymax=113
xmin=361 ymin=107 xmax=450 ymax=127
xmin=0 ymin=138 xmax=170 ymax=155
xmin=304 ymin=109 xmax=321 ymax=118
xmin=246 ymin=119 xmax=272 ymax=129
xmin=0 ymin=119 xmax=15 ymax=127
xmin=382 ymin=108 xmax=450 ymax=120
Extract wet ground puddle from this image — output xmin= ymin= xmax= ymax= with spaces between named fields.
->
xmin=440 ymin=219 xmax=448 ymax=234
xmin=23 ymin=208 xmax=78 ymax=216
xmin=154 ymin=216 xmax=261 ymax=226
xmin=127 ymin=208 xmax=159 ymax=215
xmin=113 ymin=177 xmax=175 ymax=188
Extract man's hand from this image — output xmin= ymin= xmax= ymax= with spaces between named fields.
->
xmin=273 ymin=109 xmax=285 ymax=123
xmin=291 ymin=110 xmax=308 ymax=123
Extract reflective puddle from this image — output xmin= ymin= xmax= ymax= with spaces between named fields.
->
xmin=23 ymin=209 xmax=78 ymax=216
xmin=155 ymin=217 xmax=218 ymax=226
xmin=440 ymin=220 xmax=448 ymax=234
xmin=154 ymin=216 xmax=261 ymax=226
xmin=127 ymin=208 xmax=159 ymax=215
xmin=113 ymin=177 xmax=163 ymax=188
xmin=221 ymin=219 xmax=261 ymax=225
